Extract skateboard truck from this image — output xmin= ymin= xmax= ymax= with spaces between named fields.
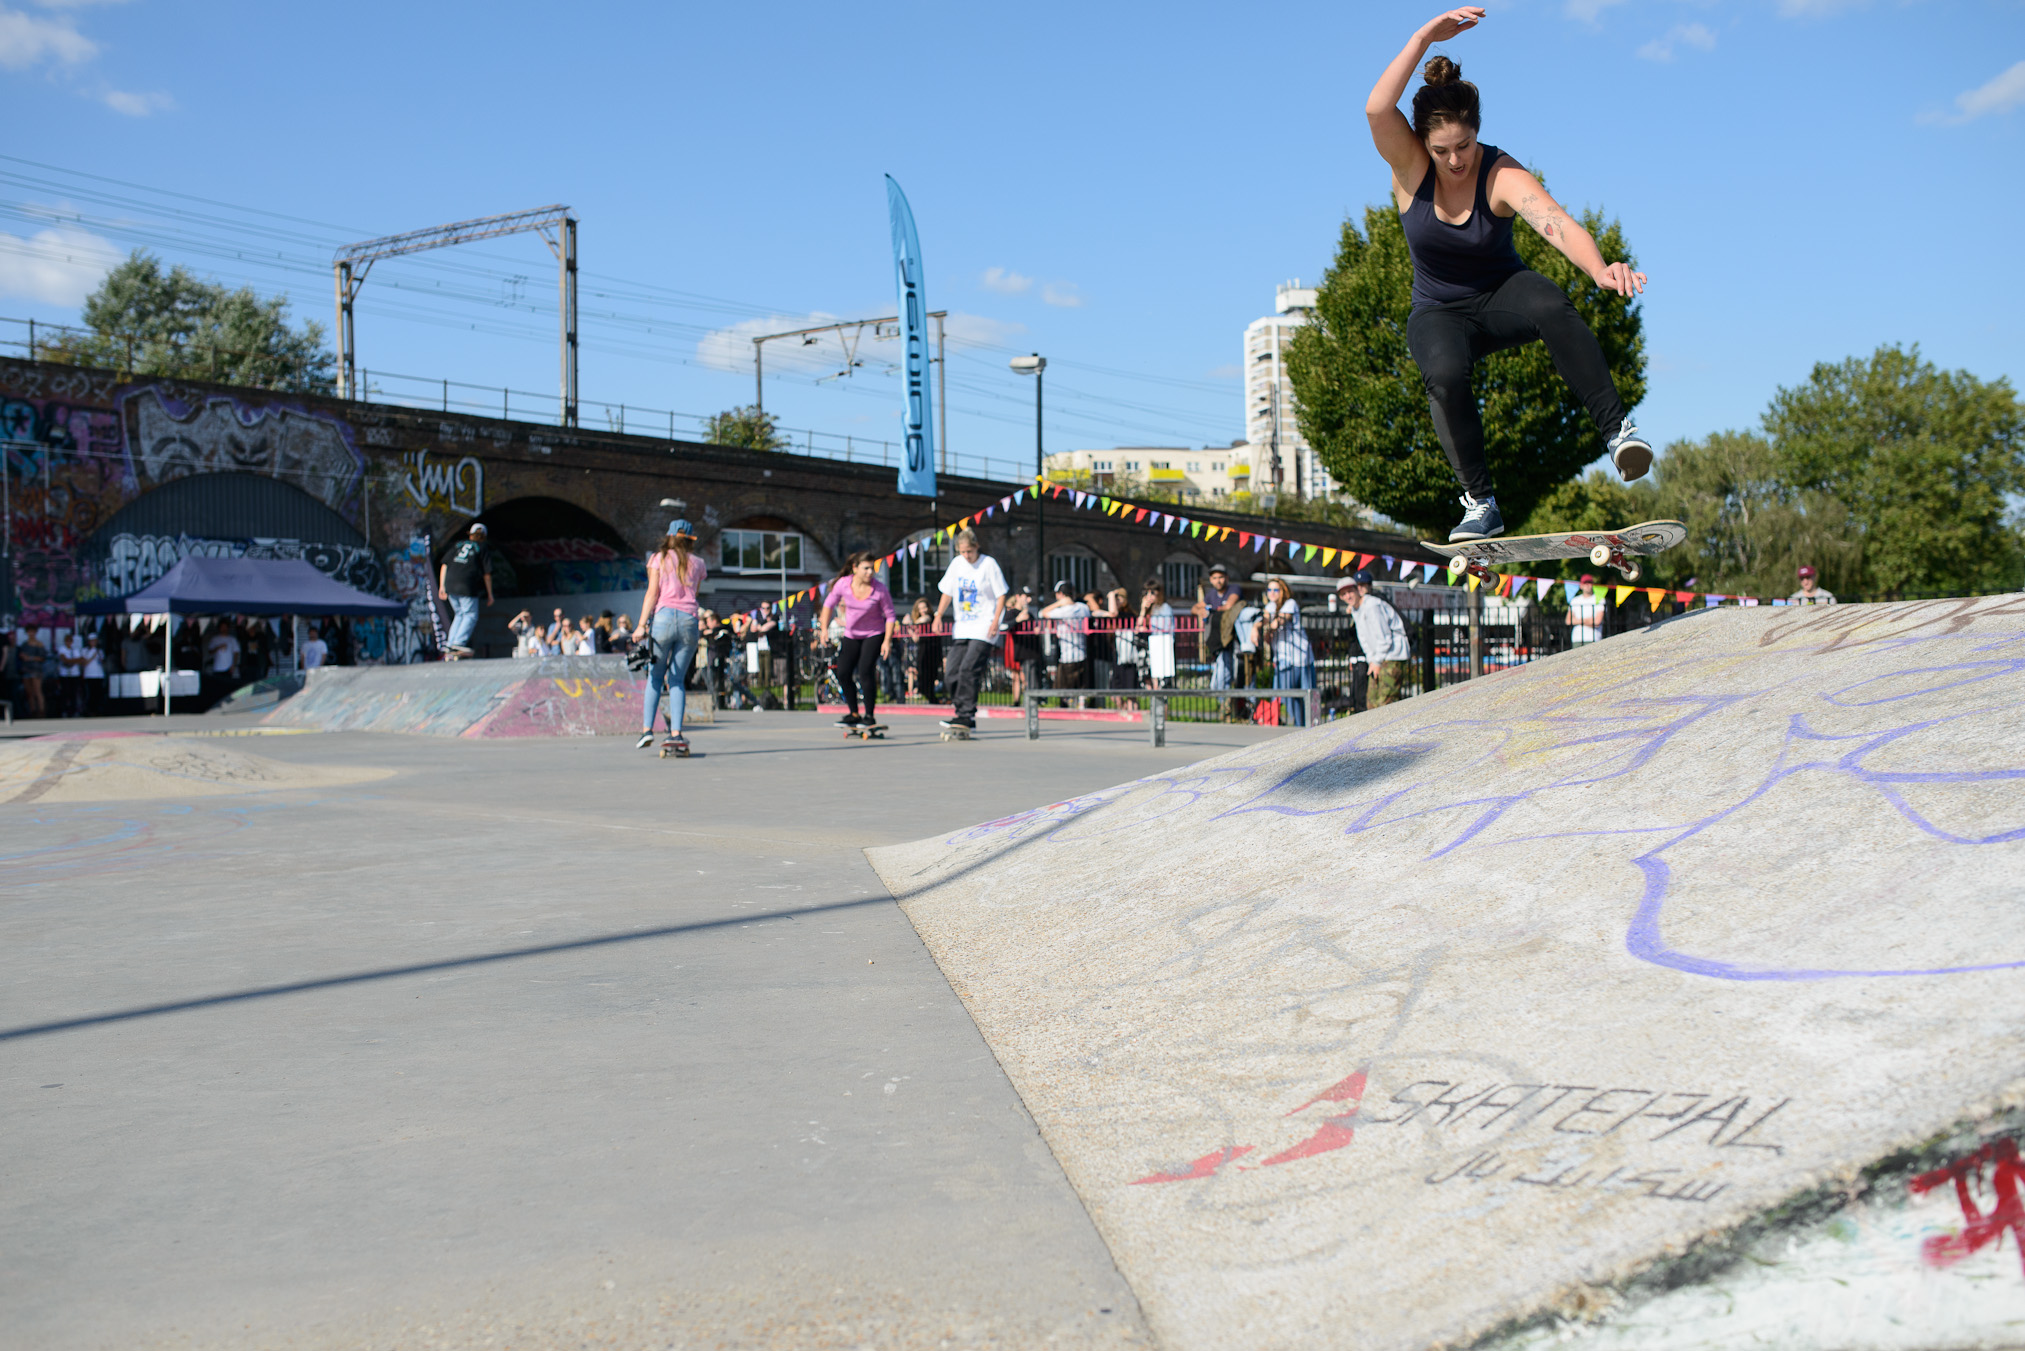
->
xmin=1588 ymin=543 xmax=1642 ymax=583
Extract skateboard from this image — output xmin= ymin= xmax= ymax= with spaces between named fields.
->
xmin=445 ymin=645 xmax=475 ymax=661
xmin=846 ymin=723 xmax=887 ymax=741
xmin=938 ymin=725 xmax=973 ymax=742
xmin=1424 ymin=520 xmax=1687 ymax=584
xmin=658 ymin=736 xmax=690 ymax=758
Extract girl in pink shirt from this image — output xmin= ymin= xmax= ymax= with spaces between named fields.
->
xmin=818 ymin=551 xmax=898 ymax=729
xmin=634 ymin=519 xmax=707 ymax=753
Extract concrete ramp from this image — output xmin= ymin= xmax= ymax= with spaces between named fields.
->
xmin=867 ymin=598 xmax=2025 ymax=1351
xmin=265 ymin=655 xmax=708 ymax=737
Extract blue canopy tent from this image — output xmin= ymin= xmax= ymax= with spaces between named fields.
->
xmin=78 ymin=556 xmax=409 ymax=714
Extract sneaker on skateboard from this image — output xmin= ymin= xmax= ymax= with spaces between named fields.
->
xmin=846 ymin=723 xmax=887 ymax=740
xmin=658 ymin=735 xmax=690 ymax=758
xmin=1424 ymin=520 xmax=1686 ymax=584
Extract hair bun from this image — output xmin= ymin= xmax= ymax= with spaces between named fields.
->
xmin=1422 ymin=54 xmax=1461 ymax=86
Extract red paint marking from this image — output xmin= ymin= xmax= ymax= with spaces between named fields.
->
xmin=1912 ymin=1137 xmax=2025 ymax=1277
xmin=1286 ymin=1070 xmax=1367 ymax=1117
xmin=1131 ymin=1144 xmax=1252 ymax=1185
xmin=1254 ymin=1117 xmax=1358 ymax=1168
xmin=1134 ymin=1068 xmax=1371 ymax=1183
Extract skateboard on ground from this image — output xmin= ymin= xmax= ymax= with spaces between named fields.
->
xmin=938 ymin=725 xmax=973 ymax=742
xmin=846 ymin=723 xmax=887 ymax=741
xmin=445 ymin=645 xmax=475 ymax=661
xmin=1424 ymin=520 xmax=1687 ymax=584
xmin=658 ymin=735 xmax=690 ymax=758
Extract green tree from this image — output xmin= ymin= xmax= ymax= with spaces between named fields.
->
xmin=1513 ymin=469 xmax=1660 ymax=583
xmin=1284 ymin=191 xmax=1645 ymax=536
xmin=41 ymin=251 xmax=335 ymax=393
xmin=705 ymin=404 xmax=787 ymax=452
xmin=1655 ymin=432 xmax=1860 ymax=598
xmin=1765 ymin=345 xmax=2024 ymax=595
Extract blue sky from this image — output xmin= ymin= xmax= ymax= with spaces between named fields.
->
xmin=3 ymin=0 xmax=2021 ymax=486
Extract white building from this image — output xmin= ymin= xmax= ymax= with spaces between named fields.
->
xmin=1044 ymin=443 xmax=1252 ymax=501
xmin=1244 ymin=281 xmax=1340 ymax=502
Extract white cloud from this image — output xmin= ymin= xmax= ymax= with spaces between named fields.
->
xmin=0 ymin=4 xmax=96 ymax=68
xmin=101 ymin=86 xmax=168 ymax=115
xmin=1565 ymin=0 xmax=1628 ymax=23
xmin=1637 ymin=21 xmax=1717 ymax=61
xmin=979 ymin=266 xmax=1032 ymax=295
xmin=940 ymin=311 xmax=1025 ymax=348
xmin=0 ymin=223 xmax=122 ymax=305
xmin=1923 ymin=59 xmax=2025 ymax=124
xmin=1041 ymin=281 xmax=1083 ymax=309
xmin=1206 ymin=364 xmax=1243 ymax=380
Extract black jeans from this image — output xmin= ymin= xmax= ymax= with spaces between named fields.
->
xmin=1406 ymin=269 xmax=1626 ymax=499
xmin=946 ymin=638 xmax=995 ymax=721
xmin=834 ymin=635 xmax=883 ymax=720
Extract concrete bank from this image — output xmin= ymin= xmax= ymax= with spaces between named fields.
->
xmin=263 ymin=654 xmax=709 ymax=737
xmin=869 ymin=597 xmax=2025 ymax=1351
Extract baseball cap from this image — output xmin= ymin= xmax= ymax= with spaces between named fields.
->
xmin=1054 ymin=579 xmax=1074 ymax=595
xmin=1208 ymin=563 xmax=1229 ymax=576
xmin=668 ymin=518 xmax=695 ymax=538
xmin=1579 ymin=573 xmax=1596 ymax=583
xmin=1335 ymin=575 xmax=1357 ymax=592
xmin=468 ymin=522 xmax=488 ymax=535
xmin=1797 ymin=565 xmax=1817 ymax=578
xmin=1352 ymin=569 xmax=1374 ymax=588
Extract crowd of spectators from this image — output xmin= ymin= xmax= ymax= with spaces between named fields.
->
xmin=0 ymin=614 xmax=350 ymax=719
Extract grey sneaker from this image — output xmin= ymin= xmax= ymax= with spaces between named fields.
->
xmin=1448 ymin=493 xmax=1505 ymax=542
xmin=635 ymin=730 xmax=656 ymax=749
xmin=1608 ymin=424 xmax=1653 ymax=482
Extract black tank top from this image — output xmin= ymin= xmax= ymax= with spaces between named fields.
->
xmin=1401 ymin=143 xmax=1527 ymax=309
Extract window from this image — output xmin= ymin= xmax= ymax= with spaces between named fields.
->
xmin=1049 ymin=553 xmax=1097 ymax=599
xmin=1163 ymin=558 xmax=1202 ymax=600
xmin=1124 ymin=460 xmax=1139 ymax=471
xmin=1150 ymin=460 xmax=1170 ymax=470
xmin=1187 ymin=461 xmax=1201 ymax=473
xmin=1095 ymin=460 xmax=1113 ymax=471
xmin=719 ymin=529 xmax=805 ymax=573
xmin=894 ymin=530 xmax=949 ymax=599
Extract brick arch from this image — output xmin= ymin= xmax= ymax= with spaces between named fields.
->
xmin=458 ymin=495 xmax=643 ymax=599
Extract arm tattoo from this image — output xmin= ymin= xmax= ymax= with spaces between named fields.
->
xmin=1517 ymin=191 xmax=1560 ymax=240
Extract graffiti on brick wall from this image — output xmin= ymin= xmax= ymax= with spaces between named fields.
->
xmin=398 ymin=449 xmax=483 ymax=517
xmin=1 ymin=379 xmax=135 ymax=626
xmin=100 ymin=533 xmax=388 ymax=597
xmin=125 ymin=386 xmax=361 ymax=511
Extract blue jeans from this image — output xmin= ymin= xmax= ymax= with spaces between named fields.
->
xmin=447 ymin=594 xmax=480 ymax=649
xmin=1273 ymin=660 xmax=1315 ymax=727
xmin=1209 ymin=648 xmax=1235 ymax=690
xmin=645 ymin=608 xmax=700 ymax=734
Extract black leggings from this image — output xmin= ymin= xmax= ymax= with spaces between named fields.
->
xmin=1406 ymin=269 xmax=1626 ymax=500
xmin=834 ymin=635 xmax=882 ymax=720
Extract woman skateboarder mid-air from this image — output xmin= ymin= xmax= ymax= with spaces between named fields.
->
xmin=1369 ymin=7 xmax=1653 ymax=542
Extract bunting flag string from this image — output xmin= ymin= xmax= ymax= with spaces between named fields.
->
xmin=711 ymin=479 xmax=1766 ymax=627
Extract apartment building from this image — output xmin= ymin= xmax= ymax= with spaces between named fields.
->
xmin=1044 ymin=443 xmax=1252 ymax=501
xmin=1244 ymin=281 xmax=1341 ymax=501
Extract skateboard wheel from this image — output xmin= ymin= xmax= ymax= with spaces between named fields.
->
xmin=1620 ymin=561 xmax=1642 ymax=583
xmin=1589 ymin=544 xmax=1612 ymax=567
xmin=1445 ymin=556 xmax=1465 ymax=573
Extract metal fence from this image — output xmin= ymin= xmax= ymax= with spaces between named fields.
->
xmin=731 ymin=582 xmax=1695 ymax=724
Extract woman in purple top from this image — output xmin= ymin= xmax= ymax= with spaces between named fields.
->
xmin=818 ymin=551 xmax=898 ymax=730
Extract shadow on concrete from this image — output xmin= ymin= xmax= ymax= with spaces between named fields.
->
xmin=0 ymin=895 xmax=890 ymax=1044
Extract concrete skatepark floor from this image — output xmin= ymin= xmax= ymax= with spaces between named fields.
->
xmin=0 ymin=712 xmax=1275 ymax=1350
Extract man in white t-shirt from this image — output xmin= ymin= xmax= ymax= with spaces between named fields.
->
xmin=1040 ymin=579 xmax=1091 ymax=706
xmin=1566 ymin=574 xmax=1605 ymax=645
xmin=932 ymin=527 xmax=1007 ymax=732
xmin=301 ymin=629 xmax=330 ymax=670
xmin=205 ymin=624 xmax=241 ymax=676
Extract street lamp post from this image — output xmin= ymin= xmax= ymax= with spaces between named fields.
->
xmin=1011 ymin=354 xmax=1046 ymax=592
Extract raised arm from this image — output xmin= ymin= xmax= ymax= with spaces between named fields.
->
xmin=1490 ymin=162 xmax=1648 ymax=297
xmin=1368 ymin=9 xmax=1484 ymax=182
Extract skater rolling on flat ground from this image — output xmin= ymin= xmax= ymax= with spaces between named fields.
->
xmin=634 ymin=517 xmax=705 ymax=756
xmin=934 ymin=529 xmax=1008 ymax=736
xmin=819 ymin=551 xmax=899 ymax=732
xmin=1368 ymin=6 xmax=1652 ymax=542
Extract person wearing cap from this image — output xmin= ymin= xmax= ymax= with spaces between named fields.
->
xmin=634 ymin=518 xmax=707 ymax=753
xmin=1193 ymin=563 xmax=1243 ymax=690
xmin=1566 ymin=574 xmax=1604 ymax=645
xmin=437 ymin=522 xmax=495 ymax=657
xmin=1340 ymin=571 xmax=1410 ymax=710
xmin=1040 ymin=579 xmax=1091 ymax=708
xmin=1789 ymin=566 xmax=1836 ymax=605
